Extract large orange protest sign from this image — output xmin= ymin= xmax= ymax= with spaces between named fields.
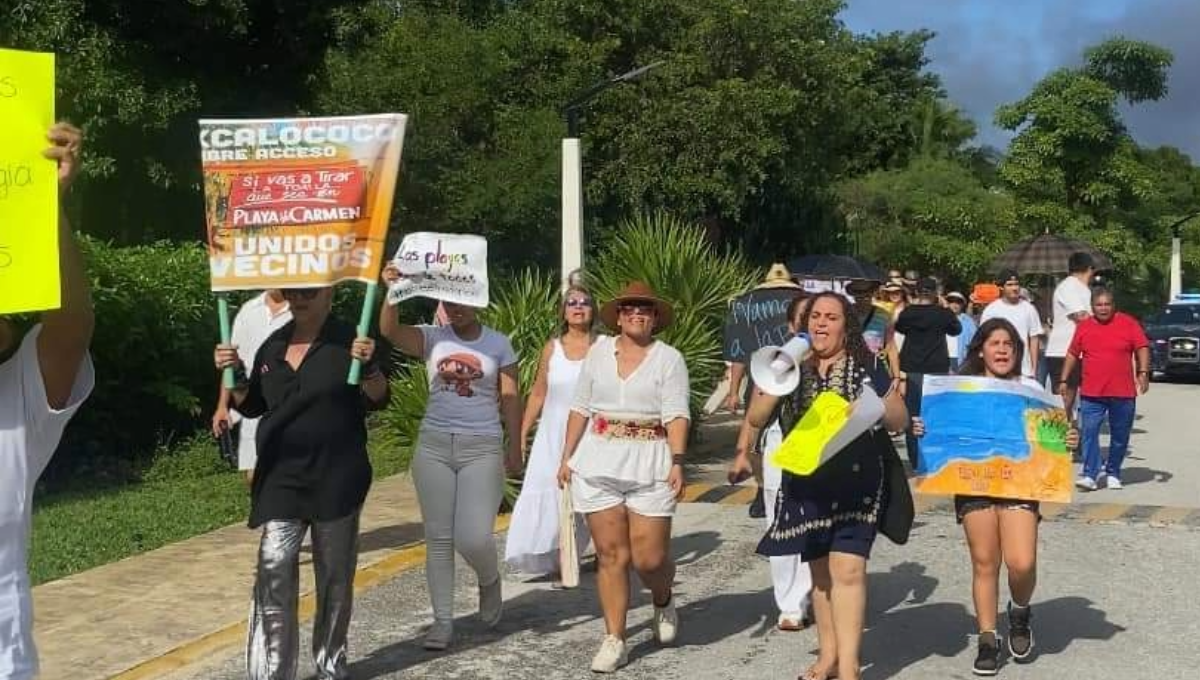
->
xmin=199 ymin=114 xmax=406 ymax=291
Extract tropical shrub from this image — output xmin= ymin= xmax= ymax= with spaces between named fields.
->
xmin=586 ymin=212 xmax=758 ymax=412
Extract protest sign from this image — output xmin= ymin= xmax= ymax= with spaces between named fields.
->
xmin=722 ymin=287 xmax=803 ymax=362
xmin=386 ymin=232 xmax=489 ymax=307
xmin=0 ymin=48 xmax=58 ymax=314
xmin=770 ymin=388 xmax=884 ymax=476
xmin=916 ymin=375 xmax=1073 ymax=503
xmin=199 ymin=114 xmax=406 ymax=291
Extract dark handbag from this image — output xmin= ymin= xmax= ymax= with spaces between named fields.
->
xmin=876 ymin=431 xmax=915 ymax=545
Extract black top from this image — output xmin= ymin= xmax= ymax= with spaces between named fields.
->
xmin=237 ymin=317 xmax=387 ymax=528
xmin=896 ymin=304 xmax=962 ymax=374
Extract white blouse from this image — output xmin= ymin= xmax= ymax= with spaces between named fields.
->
xmin=568 ymin=336 xmax=690 ymax=483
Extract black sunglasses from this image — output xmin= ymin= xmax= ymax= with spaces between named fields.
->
xmin=282 ymin=288 xmax=322 ymax=300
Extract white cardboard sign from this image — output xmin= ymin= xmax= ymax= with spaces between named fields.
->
xmin=386 ymin=232 xmax=489 ymax=307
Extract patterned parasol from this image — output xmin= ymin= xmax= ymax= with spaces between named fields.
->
xmin=990 ymin=234 xmax=1113 ymax=275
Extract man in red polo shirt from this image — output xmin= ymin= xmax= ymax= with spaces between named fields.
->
xmin=1059 ymin=288 xmax=1150 ymax=491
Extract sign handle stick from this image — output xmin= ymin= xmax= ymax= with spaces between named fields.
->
xmin=217 ymin=295 xmax=235 ymax=389
xmin=348 ymin=281 xmax=379 ymax=385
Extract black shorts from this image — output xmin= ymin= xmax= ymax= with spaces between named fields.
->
xmin=1045 ymin=357 xmax=1081 ymax=389
xmin=954 ymin=495 xmax=1041 ymax=524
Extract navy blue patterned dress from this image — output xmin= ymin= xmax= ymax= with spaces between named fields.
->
xmin=757 ymin=354 xmax=891 ymax=562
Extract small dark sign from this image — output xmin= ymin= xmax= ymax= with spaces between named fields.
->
xmin=722 ymin=288 xmax=803 ymax=363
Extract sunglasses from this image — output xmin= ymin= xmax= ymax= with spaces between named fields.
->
xmin=618 ymin=302 xmax=655 ymax=316
xmin=282 ymin=288 xmax=322 ymax=300
xmin=566 ymin=297 xmax=592 ymax=308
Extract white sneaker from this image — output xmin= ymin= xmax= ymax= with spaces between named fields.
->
xmin=653 ymin=597 xmax=679 ymax=645
xmin=1075 ymin=476 xmax=1097 ymax=491
xmin=1105 ymin=476 xmax=1123 ymax=490
xmin=479 ymin=577 xmax=503 ymax=628
xmin=423 ymin=620 xmax=453 ymax=651
xmin=590 ymin=635 xmax=628 ymax=673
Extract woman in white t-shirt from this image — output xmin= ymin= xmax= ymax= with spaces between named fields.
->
xmin=557 ymin=281 xmax=690 ymax=673
xmin=379 ymin=265 xmax=522 ymax=652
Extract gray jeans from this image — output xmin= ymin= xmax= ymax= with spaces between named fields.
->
xmin=413 ymin=430 xmax=504 ymax=622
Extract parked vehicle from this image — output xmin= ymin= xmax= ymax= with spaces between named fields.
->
xmin=1146 ymin=294 xmax=1200 ymax=379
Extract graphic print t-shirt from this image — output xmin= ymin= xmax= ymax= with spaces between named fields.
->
xmin=420 ymin=324 xmax=518 ymax=436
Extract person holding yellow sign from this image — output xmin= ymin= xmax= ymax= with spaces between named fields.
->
xmin=1 ymin=122 xmax=94 ymax=680
xmin=744 ymin=292 xmax=908 ymax=680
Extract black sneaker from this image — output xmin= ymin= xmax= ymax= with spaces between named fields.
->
xmin=973 ymin=631 xmax=1000 ymax=676
xmin=1008 ymin=602 xmax=1034 ymax=661
xmin=748 ymin=488 xmax=766 ymax=518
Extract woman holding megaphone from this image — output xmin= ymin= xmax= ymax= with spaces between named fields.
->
xmin=741 ymin=292 xmax=908 ymax=680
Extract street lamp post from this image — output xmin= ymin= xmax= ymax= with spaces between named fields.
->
xmin=560 ymin=62 xmax=664 ymax=287
xmin=1168 ymin=210 xmax=1200 ymax=300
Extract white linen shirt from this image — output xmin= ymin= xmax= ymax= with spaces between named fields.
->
xmin=229 ymin=293 xmax=291 ymax=470
xmin=1 ymin=326 xmax=94 ymax=680
xmin=568 ymin=336 xmax=690 ymax=484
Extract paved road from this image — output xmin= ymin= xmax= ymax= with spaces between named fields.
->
xmin=162 ymin=383 xmax=1199 ymax=680
xmin=169 ymin=501 xmax=1199 ymax=680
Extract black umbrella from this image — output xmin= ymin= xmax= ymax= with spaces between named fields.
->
xmin=991 ymin=234 xmax=1113 ymax=275
xmin=787 ymin=254 xmax=885 ymax=282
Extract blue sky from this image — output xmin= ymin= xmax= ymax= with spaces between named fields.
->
xmin=841 ymin=0 xmax=1200 ymax=159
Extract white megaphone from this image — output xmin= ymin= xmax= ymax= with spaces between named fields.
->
xmin=750 ymin=333 xmax=812 ymax=396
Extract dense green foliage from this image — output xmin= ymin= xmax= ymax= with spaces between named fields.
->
xmin=9 ymin=0 xmax=958 ymax=261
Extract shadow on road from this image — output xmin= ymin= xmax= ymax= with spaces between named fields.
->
xmin=861 ymin=591 xmax=1125 ymax=678
xmin=343 ymin=529 xmax=725 ymax=678
xmin=1119 ymin=466 xmax=1174 ymax=486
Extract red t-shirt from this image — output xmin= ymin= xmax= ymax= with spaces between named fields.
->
xmin=1067 ymin=313 xmax=1149 ymax=398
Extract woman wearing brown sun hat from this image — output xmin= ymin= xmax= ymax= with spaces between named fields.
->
xmin=557 ymin=281 xmax=691 ymax=672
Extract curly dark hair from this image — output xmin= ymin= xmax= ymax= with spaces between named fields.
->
xmin=797 ymin=291 xmax=873 ymax=366
xmin=957 ymin=317 xmax=1024 ymax=379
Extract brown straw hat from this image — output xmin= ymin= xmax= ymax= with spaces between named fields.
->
xmin=599 ymin=281 xmax=675 ymax=332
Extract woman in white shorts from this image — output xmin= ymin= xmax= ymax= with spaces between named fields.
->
xmin=557 ymin=281 xmax=690 ymax=673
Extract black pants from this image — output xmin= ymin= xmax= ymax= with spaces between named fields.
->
xmin=903 ymin=373 xmax=924 ymax=470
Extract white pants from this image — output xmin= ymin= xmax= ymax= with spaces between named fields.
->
xmin=762 ymin=423 xmax=812 ymax=616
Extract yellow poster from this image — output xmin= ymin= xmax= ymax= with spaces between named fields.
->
xmin=199 ymin=114 xmax=406 ymax=291
xmin=0 ymin=48 xmax=59 ymax=314
xmin=770 ymin=392 xmax=851 ymax=476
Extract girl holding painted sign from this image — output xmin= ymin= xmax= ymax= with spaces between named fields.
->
xmin=505 ymin=284 xmax=598 ymax=582
xmin=379 ymin=264 xmax=523 ymax=651
xmin=911 ymin=318 xmax=1078 ymax=676
xmin=744 ymin=292 xmax=908 ymax=680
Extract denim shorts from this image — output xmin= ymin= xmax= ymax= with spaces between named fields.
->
xmin=953 ymin=495 xmax=1041 ymax=524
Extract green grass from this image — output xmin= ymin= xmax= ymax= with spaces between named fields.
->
xmin=29 ymin=426 xmax=414 ymax=586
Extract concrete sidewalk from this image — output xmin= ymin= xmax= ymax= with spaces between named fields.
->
xmin=33 ymin=474 xmax=429 ymax=680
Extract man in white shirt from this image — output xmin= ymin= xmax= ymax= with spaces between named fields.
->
xmin=1045 ymin=253 xmax=1095 ymax=404
xmin=211 ymin=290 xmax=290 ymax=480
xmin=1 ymin=123 xmax=94 ymax=680
xmin=981 ymin=269 xmax=1045 ymax=378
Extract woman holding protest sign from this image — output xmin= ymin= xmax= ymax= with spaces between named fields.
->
xmin=911 ymin=318 xmax=1078 ymax=676
xmin=556 ymin=282 xmax=690 ymax=673
xmin=504 ymin=284 xmax=598 ymax=582
xmin=214 ymin=285 xmax=389 ymax=680
xmin=744 ymin=292 xmax=908 ymax=680
xmin=379 ymin=264 xmax=523 ymax=651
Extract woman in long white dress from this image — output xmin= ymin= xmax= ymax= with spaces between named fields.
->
xmin=505 ymin=285 xmax=597 ymax=579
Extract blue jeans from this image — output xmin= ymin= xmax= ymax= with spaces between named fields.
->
xmin=1080 ymin=397 xmax=1136 ymax=481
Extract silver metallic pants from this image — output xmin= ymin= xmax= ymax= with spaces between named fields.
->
xmin=246 ymin=510 xmax=360 ymax=680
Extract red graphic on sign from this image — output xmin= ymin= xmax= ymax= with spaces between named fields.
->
xmin=226 ymin=165 xmax=367 ymax=228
